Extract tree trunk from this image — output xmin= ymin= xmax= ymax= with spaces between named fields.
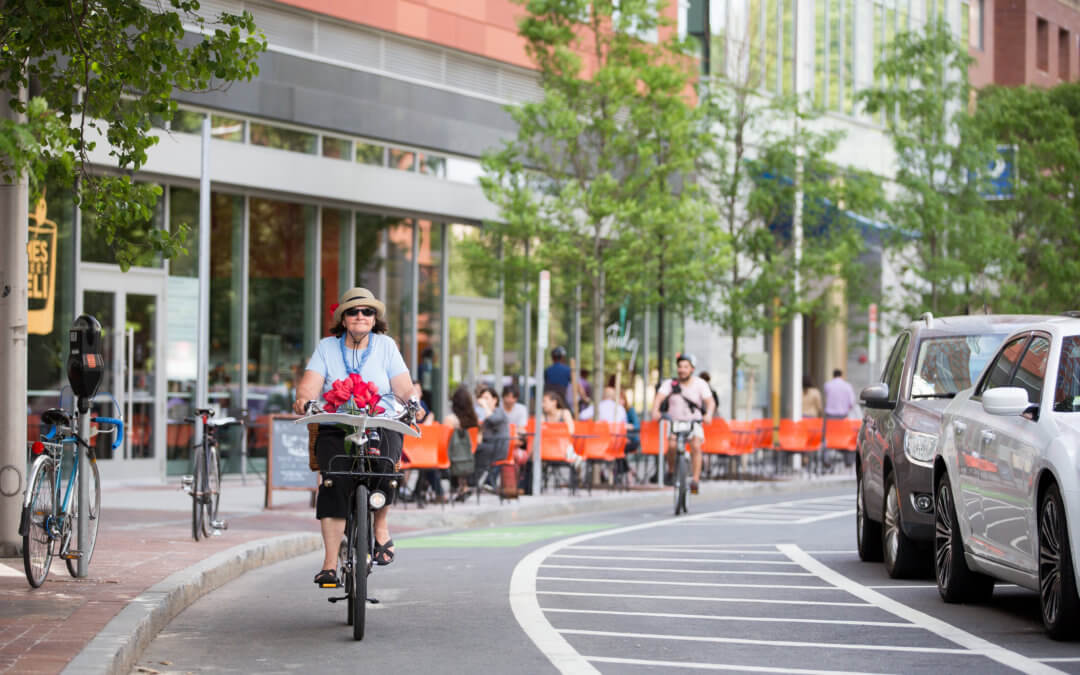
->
xmin=729 ymin=326 xmax=739 ymax=420
xmin=592 ymin=258 xmax=606 ymax=412
xmin=657 ymin=290 xmax=665 ymax=384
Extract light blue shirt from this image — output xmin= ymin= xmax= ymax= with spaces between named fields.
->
xmin=305 ymin=334 xmax=408 ymax=406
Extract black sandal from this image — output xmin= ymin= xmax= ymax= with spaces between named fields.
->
xmin=373 ymin=539 xmax=395 ymax=566
xmin=314 ymin=569 xmax=339 ymax=586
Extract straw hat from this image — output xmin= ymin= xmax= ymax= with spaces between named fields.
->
xmin=332 ymin=287 xmax=385 ymax=325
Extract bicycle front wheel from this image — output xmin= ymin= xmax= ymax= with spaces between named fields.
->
xmin=192 ymin=442 xmax=206 ymax=541
xmin=200 ymin=443 xmax=221 ymax=539
xmin=352 ymin=485 xmax=370 ymax=641
xmin=674 ymin=452 xmax=688 ymax=516
xmin=66 ymin=455 xmax=102 ymax=577
xmin=23 ymin=458 xmax=56 ymax=588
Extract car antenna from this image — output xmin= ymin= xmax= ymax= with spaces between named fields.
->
xmin=920 ymin=312 xmax=934 ymax=329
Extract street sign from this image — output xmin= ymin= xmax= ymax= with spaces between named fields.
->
xmin=537 ymin=271 xmax=550 ymax=350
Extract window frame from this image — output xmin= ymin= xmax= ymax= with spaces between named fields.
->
xmin=975 ymin=333 xmax=1031 ymax=397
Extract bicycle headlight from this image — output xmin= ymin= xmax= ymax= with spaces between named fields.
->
xmin=369 ymin=491 xmax=387 ymax=510
xmin=904 ymin=431 xmax=937 ymax=463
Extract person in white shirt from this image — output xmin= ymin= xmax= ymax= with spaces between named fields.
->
xmin=651 ymin=353 xmax=714 ymax=494
xmin=501 ymin=386 xmax=529 ymax=428
xmin=580 ymin=385 xmax=627 ymax=423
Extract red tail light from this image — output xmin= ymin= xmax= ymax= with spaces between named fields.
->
xmin=31 ymin=442 xmax=45 ymax=455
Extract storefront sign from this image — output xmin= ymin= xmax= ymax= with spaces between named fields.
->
xmin=605 ymin=321 xmax=640 ymax=373
xmin=27 ymin=195 xmax=58 ymax=335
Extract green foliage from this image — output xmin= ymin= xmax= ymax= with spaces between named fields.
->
xmin=701 ymin=59 xmax=880 ymax=415
xmin=479 ymin=0 xmax=725 ymax=393
xmin=0 ymin=0 xmax=265 ymax=270
xmin=859 ymin=21 xmax=1005 ymax=318
xmin=971 ymin=84 xmax=1080 ymax=313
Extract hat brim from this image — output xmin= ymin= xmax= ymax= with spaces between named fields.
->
xmin=334 ymin=297 xmax=385 ymax=325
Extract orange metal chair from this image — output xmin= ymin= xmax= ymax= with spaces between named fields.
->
xmin=527 ymin=422 xmax=578 ymax=494
xmin=401 ymin=422 xmax=452 ymax=471
xmin=576 ymin=420 xmax=614 ymax=495
xmin=777 ymin=419 xmax=812 ymax=452
xmin=703 ymin=419 xmax=733 ymax=456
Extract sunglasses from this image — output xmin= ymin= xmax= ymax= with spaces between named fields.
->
xmin=344 ymin=306 xmax=377 ymax=318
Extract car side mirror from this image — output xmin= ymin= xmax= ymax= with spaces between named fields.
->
xmin=860 ymin=383 xmax=893 ymax=410
xmin=982 ymin=387 xmax=1030 ymax=416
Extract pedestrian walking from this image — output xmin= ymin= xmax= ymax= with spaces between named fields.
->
xmin=823 ymin=369 xmax=857 ymax=468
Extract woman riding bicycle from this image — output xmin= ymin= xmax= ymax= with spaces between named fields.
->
xmin=293 ymin=287 xmax=415 ymax=586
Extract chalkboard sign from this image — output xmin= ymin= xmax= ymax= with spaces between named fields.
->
xmin=265 ymin=414 xmax=317 ymax=508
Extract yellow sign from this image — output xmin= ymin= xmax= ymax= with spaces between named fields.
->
xmin=28 ymin=193 xmax=57 ymax=335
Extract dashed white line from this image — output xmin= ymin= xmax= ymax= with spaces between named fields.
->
xmin=537 ymin=576 xmax=838 ymax=590
xmin=585 ymin=655 xmax=895 ymax=675
xmin=544 ymin=607 xmax=915 ymax=627
xmin=558 ymin=628 xmax=972 ymax=654
xmin=541 ymin=564 xmax=812 ymax=577
xmin=550 ymin=554 xmax=802 ymax=565
xmin=537 ymin=590 xmax=872 ymax=607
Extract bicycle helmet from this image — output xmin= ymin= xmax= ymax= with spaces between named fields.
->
xmin=676 ymin=352 xmax=697 ymax=370
xmin=552 ymin=346 xmax=567 ymax=359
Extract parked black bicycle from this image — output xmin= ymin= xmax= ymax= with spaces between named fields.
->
xmin=296 ymin=402 xmax=420 ymax=640
xmin=183 ymin=408 xmax=243 ymax=541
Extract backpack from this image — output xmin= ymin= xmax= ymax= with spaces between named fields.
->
xmin=449 ymin=428 xmax=475 ymax=478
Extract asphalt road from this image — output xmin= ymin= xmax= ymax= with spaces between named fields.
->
xmin=131 ymin=487 xmax=1080 ymax=674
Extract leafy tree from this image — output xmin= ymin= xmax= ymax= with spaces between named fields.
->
xmin=700 ymin=41 xmax=878 ymax=417
xmin=858 ymin=21 xmax=1007 ymax=318
xmin=0 ymin=0 xmax=266 ymax=269
xmin=479 ymin=0 xmax=721 ymax=400
xmin=969 ymin=84 xmax=1080 ymax=313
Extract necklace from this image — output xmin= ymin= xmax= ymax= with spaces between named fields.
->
xmin=339 ymin=332 xmax=374 ymax=376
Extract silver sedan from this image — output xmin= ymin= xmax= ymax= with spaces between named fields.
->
xmin=934 ymin=316 xmax=1080 ymax=640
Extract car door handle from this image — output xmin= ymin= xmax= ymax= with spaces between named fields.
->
xmin=953 ymin=421 xmax=967 ymax=435
xmin=980 ymin=430 xmax=995 ymax=444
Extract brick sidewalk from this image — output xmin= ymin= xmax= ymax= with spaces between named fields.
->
xmin=0 ymin=504 xmax=316 ymax=675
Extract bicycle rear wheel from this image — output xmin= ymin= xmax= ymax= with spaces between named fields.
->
xmin=352 ymin=485 xmax=370 ymax=641
xmin=23 ymin=459 xmax=56 ymax=587
xmin=66 ymin=455 xmax=102 ymax=577
xmin=192 ymin=441 xmax=206 ymax=541
xmin=200 ymin=443 xmax=221 ymax=539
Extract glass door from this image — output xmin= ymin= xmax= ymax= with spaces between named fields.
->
xmin=445 ymin=296 xmax=502 ymax=400
xmin=80 ymin=268 xmax=167 ymax=480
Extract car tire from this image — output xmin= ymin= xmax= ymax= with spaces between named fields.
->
xmin=857 ymin=471 xmax=883 ymax=562
xmin=1038 ymin=483 xmax=1080 ymax=640
xmin=934 ymin=472 xmax=993 ymax=603
xmin=882 ymin=473 xmax=923 ymax=578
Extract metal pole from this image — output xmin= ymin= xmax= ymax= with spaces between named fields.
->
xmin=76 ymin=401 xmax=90 ymax=576
xmin=531 ymin=271 xmax=549 ymax=497
xmin=0 ymin=83 xmax=28 ymax=556
xmin=195 ymin=116 xmax=212 ymax=444
xmin=791 ymin=0 xmax=805 ymax=424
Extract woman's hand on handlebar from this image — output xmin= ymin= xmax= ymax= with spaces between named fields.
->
xmin=295 ymin=399 xmax=322 ymax=415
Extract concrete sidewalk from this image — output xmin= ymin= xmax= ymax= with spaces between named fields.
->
xmin=0 ymin=472 xmax=853 ymax=675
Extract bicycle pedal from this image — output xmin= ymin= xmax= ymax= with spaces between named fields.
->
xmin=327 ymin=595 xmax=347 ymax=602
xmin=180 ymin=475 xmax=194 ymax=494
xmin=320 ymin=582 xmax=340 ymax=588
xmin=61 ymin=551 xmax=82 ymax=560
xmin=366 ymin=597 xmax=380 ymax=604
xmin=211 ymin=520 xmax=228 ymax=530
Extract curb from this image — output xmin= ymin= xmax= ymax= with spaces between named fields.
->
xmin=391 ymin=476 xmax=854 ymax=531
xmin=62 ymin=532 xmax=320 ymax=675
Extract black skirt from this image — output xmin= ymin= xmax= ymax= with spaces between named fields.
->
xmin=315 ymin=426 xmax=403 ymax=519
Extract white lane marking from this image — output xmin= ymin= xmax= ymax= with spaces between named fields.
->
xmin=1038 ymin=658 xmax=1080 ymax=663
xmin=796 ymin=509 xmax=856 ymax=524
xmin=537 ymin=590 xmax=871 ymax=607
xmin=541 ymin=564 xmax=812 ymax=577
xmin=585 ymin=655 xmax=895 ymax=675
xmin=538 ymin=576 xmax=838 ymax=590
xmin=551 ymin=554 xmax=802 ymax=565
xmin=0 ymin=562 xmax=22 ymax=577
xmin=543 ymin=607 xmax=915 ymax=627
xmin=510 ymin=497 xmax=853 ymax=674
xmin=780 ymin=544 xmax=1066 ymax=675
xmin=567 ymin=545 xmax=787 ymax=555
xmin=866 ymin=584 xmax=936 ymax=589
xmin=568 ymin=543 xmax=780 ymax=549
xmin=558 ymin=628 xmax=971 ymax=654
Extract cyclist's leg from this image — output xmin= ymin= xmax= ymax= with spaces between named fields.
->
xmin=664 ymin=435 xmax=677 ymax=477
xmin=690 ymin=437 xmax=704 ymax=484
xmin=320 ymin=517 xmax=347 ymax=571
xmin=314 ymin=427 xmax=349 ymax=573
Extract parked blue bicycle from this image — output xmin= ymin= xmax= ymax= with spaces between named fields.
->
xmin=20 ymin=404 xmax=123 ymax=588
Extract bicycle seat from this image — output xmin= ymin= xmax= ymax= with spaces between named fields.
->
xmin=206 ymin=416 xmax=240 ymax=427
xmin=194 ymin=408 xmax=216 ymax=417
xmin=41 ymin=408 xmax=72 ymax=428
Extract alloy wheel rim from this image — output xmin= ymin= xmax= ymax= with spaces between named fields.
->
xmin=885 ymin=485 xmax=900 ymax=564
xmin=935 ymin=482 xmax=953 ymax=589
xmin=1040 ymin=497 xmax=1063 ymax=625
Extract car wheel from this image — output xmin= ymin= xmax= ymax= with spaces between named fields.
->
xmin=934 ymin=471 xmax=993 ymax=603
xmin=1038 ymin=483 xmax=1080 ymax=640
xmin=882 ymin=473 xmax=923 ymax=578
xmin=857 ymin=471 xmax=883 ymax=562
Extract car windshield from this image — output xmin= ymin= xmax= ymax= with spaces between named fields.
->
xmin=910 ymin=334 xmax=1006 ymax=398
xmin=1054 ymin=335 xmax=1080 ymax=412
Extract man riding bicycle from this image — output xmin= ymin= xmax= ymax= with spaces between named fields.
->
xmin=651 ymin=353 xmax=714 ymax=494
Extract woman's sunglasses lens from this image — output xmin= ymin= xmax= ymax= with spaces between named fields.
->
xmin=344 ymin=307 xmax=377 ymax=317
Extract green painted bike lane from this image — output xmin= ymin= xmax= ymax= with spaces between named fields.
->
xmin=398 ymin=523 xmax=613 ymax=548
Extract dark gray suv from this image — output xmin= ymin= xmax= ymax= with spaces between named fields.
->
xmin=856 ymin=313 xmax=1047 ymax=577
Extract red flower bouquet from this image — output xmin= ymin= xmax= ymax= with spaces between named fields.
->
xmin=322 ymin=373 xmax=385 ymax=415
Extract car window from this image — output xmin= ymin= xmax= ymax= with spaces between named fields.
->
xmin=1054 ymin=335 xmax=1080 ymax=412
xmin=978 ymin=334 xmax=1029 ymax=395
xmin=1010 ymin=335 xmax=1050 ymax=406
xmin=883 ymin=333 xmax=909 ymax=403
xmin=909 ymin=335 xmax=1006 ymax=398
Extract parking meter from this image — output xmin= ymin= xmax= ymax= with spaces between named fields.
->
xmin=67 ymin=315 xmax=104 ymax=413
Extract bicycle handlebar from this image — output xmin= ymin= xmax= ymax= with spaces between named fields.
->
xmin=93 ymin=416 xmax=125 ymax=450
